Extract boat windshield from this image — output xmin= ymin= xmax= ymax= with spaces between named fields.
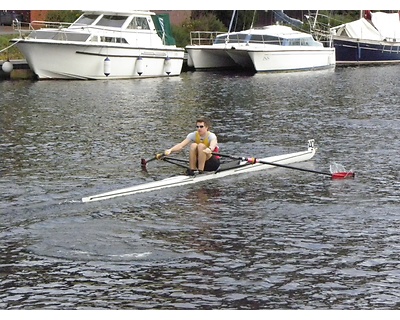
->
xmin=214 ymin=33 xmax=321 ymax=47
xmin=72 ymin=14 xmax=99 ymax=27
xmin=127 ymin=16 xmax=150 ymax=30
xmin=213 ymin=34 xmax=246 ymax=44
xmin=96 ymin=15 xmax=128 ymax=28
xmin=248 ymin=35 xmax=281 ymax=45
xmin=281 ymin=36 xmax=322 ymax=47
xmin=214 ymin=34 xmax=283 ymax=45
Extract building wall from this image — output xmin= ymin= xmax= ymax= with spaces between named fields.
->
xmin=30 ymin=10 xmax=48 ymax=22
xmin=153 ymin=10 xmax=191 ymax=26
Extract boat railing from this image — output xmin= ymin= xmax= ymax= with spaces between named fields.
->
xmin=189 ymin=31 xmax=225 ymax=45
xmin=11 ymin=20 xmax=135 ymax=43
xmin=305 ymin=13 xmax=335 ymax=47
xmin=12 ymin=20 xmax=33 ymax=37
xmin=13 ymin=20 xmax=73 ymax=38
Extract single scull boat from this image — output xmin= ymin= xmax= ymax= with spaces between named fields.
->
xmin=82 ymin=139 xmax=316 ymax=203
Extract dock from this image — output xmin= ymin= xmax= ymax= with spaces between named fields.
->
xmin=0 ymin=59 xmax=35 ymax=80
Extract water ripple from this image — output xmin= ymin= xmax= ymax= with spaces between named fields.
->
xmin=1 ymin=66 xmax=400 ymax=309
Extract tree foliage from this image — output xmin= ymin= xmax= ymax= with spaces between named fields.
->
xmin=173 ymin=13 xmax=227 ymax=48
xmin=46 ymin=10 xmax=82 ymax=23
xmin=191 ymin=11 xmax=260 ymax=31
xmin=172 ymin=11 xmax=263 ymax=47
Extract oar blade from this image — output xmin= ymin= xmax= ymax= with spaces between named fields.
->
xmin=141 ymin=158 xmax=150 ymax=172
xmin=331 ymin=172 xmax=355 ymax=179
xmin=140 ymin=152 xmax=166 ymax=172
xmin=330 ymin=162 xmax=355 ymax=179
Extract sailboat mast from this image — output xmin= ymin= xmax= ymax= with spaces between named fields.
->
xmin=313 ymin=10 xmax=319 ymax=29
xmin=228 ymin=10 xmax=236 ymax=33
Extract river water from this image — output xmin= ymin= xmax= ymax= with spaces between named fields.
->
xmin=0 ymin=66 xmax=399 ymax=310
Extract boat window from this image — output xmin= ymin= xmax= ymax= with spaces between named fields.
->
xmin=249 ymin=35 xmax=264 ymax=44
xmin=90 ymin=35 xmax=99 ymax=42
xmin=263 ymin=35 xmax=281 ymax=45
xmin=230 ymin=34 xmax=248 ymax=43
xmin=72 ymin=14 xmax=99 ymax=26
xmin=285 ymin=38 xmax=318 ymax=46
xmin=127 ymin=17 xmax=150 ymax=30
xmin=301 ymin=36 xmax=322 ymax=46
xmin=300 ymin=38 xmax=311 ymax=46
xmin=289 ymin=39 xmax=301 ymax=46
xmin=96 ymin=15 xmax=128 ymax=28
xmin=215 ymin=34 xmax=248 ymax=44
xmin=100 ymin=36 xmax=128 ymax=43
xmin=214 ymin=35 xmax=228 ymax=44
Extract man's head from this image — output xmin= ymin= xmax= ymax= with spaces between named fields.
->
xmin=196 ymin=117 xmax=211 ymax=132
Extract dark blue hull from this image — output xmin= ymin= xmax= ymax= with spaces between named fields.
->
xmin=333 ymin=37 xmax=400 ymax=64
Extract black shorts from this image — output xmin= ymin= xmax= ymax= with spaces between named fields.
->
xmin=204 ymin=155 xmax=220 ymax=171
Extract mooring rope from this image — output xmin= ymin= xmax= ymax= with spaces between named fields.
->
xmin=0 ymin=38 xmax=22 ymax=54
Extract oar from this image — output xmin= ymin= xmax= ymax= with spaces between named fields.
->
xmin=162 ymin=157 xmax=190 ymax=169
xmin=163 ymin=157 xmax=189 ymax=164
xmin=141 ymin=153 xmax=190 ymax=171
xmin=141 ymin=152 xmax=165 ymax=171
xmin=213 ymin=152 xmax=355 ymax=179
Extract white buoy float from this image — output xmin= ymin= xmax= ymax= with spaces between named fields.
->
xmin=104 ymin=57 xmax=111 ymax=76
xmin=136 ymin=56 xmax=144 ymax=75
xmin=2 ymin=60 xmax=14 ymax=73
xmin=164 ymin=56 xmax=172 ymax=75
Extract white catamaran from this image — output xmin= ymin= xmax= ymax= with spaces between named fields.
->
xmin=82 ymin=139 xmax=317 ymax=203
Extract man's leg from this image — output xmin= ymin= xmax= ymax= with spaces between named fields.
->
xmin=189 ymin=143 xmax=198 ymax=170
xmin=196 ymin=143 xmax=209 ymax=171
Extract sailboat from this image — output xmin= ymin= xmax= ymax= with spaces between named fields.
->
xmin=330 ymin=11 xmax=400 ymax=65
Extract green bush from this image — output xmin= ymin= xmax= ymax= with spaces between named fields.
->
xmin=46 ymin=10 xmax=82 ymax=23
xmin=173 ymin=13 xmax=227 ymax=48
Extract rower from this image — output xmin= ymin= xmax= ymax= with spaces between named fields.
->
xmin=164 ymin=117 xmax=220 ymax=175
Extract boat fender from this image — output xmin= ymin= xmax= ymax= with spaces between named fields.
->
xmin=164 ymin=56 xmax=172 ymax=75
xmin=1 ymin=60 xmax=13 ymax=73
xmin=104 ymin=57 xmax=111 ymax=76
xmin=136 ymin=56 xmax=144 ymax=75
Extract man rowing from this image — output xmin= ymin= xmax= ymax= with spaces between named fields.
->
xmin=164 ymin=117 xmax=220 ymax=175
xmin=83 ymin=140 xmax=320 ymax=202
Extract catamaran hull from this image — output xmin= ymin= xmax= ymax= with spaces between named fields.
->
xmin=185 ymin=45 xmax=239 ymax=69
xmin=186 ymin=45 xmax=335 ymax=72
xmin=82 ymin=140 xmax=316 ymax=202
xmin=245 ymin=47 xmax=336 ymax=72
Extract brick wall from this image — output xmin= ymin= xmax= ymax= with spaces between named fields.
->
xmin=30 ymin=10 xmax=49 ymax=21
xmin=153 ymin=10 xmax=191 ymax=26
